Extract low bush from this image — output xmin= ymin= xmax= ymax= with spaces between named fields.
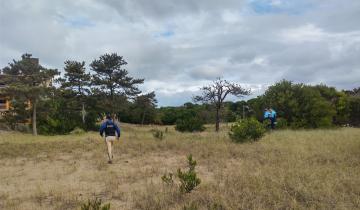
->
xmin=229 ymin=118 xmax=266 ymax=143
xmin=177 ymin=154 xmax=201 ymax=193
xmin=175 ymin=118 xmax=205 ymax=132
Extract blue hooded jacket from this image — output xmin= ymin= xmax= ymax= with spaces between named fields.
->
xmin=264 ymin=110 xmax=271 ymax=119
xmin=99 ymin=119 xmax=121 ymax=137
xmin=270 ymin=109 xmax=276 ymax=119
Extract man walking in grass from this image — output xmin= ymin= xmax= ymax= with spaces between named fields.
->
xmin=100 ymin=113 xmax=121 ymax=164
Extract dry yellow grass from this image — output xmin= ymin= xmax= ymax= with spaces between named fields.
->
xmin=0 ymin=124 xmax=359 ymax=210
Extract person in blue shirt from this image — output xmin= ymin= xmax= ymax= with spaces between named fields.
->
xmin=263 ymin=108 xmax=271 ymax=129
xmin=263 ymin=108 xmax=271 ymax=120
xmin=269 ymin=108 xmax=277 ymax=129
xmin=100 ymin=113 xmax=121 ymax=164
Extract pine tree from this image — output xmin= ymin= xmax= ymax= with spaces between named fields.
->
xmin=59 ymin=60 xmax=91 ymax=124
xmin=0 ymin=54 xmax=59 ymax=135
xmin=133 ymin=91 xmax=157 ymax=125
xmin=90 ymin=53 xmax=144 ymax=114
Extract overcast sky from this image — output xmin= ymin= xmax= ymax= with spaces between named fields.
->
xmin=1 ymin=0 xmax=359 ymax=106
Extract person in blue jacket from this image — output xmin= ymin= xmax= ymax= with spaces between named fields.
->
xmin=269 ymin=108 xmax=277 ymax=129
xmin=100 ymin=113 xmax=121 ymax=164
xmin=263 ymin=108 xmax=271 ymax=120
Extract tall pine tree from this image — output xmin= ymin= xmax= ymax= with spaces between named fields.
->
xmin=59 ymin=60 xmax=91 ymax=124
xmin=0 ymin=54 xmax=59 ymax=135
xmin=90 ymin=53 xmax=144 ymax=114
xmin=133 ymin=91 xmax=157 ymax=125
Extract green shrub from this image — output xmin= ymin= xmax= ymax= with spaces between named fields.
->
xmin=175 ymin=117 xmax=205 ymax=132
xmin=177 ymin=154 xmax=201 ymax=193
xmin=229 ymin=118 xmax=266 ymax=143
xmin=262 ymin=118 xmax=272 ymax=129
xmin=161 ymin=154 xmax=201 ymax=194
xmin=275 ymin=118 xmax=288 ymax=129
xmin=81 ymin=198 xmax=110 ymax=210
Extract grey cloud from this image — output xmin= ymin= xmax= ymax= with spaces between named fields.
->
xmin=101 ymin=0 xmax=246 ymax=21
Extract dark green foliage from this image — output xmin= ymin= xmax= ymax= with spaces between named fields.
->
xmin=90 ymin=53 xmax=144 ymax=114
xmin=0 ymin=54 xmax=59 ymax=135
xmin=248 ymin=80 xmax=347 ymax=129
xmin=58 ymin=60 xmax=91 ymax=125
xmin=175 ymin=117 xmax=205 ymax=132
xmin=158 ymin=107 xmax=179 ymax=125
xmin=177 ymin=154 xmax=201 ymax=193
xmin=173 ymin=105 xmax=206 ymax=132
xmin=129 ymin=92 xmax=157 ymax=125
xmin=37 ymin=89 xmax=97 ymax=135
xmin=229 ymin=118 xmax=266 ymax=143
xmin=81 ymin=198 xmax=110 ymax=210
xmin=346 ymin=88 xmax=360 ymax=127
xmin=349 ymin=97 xmax=360 ymax=126
xmin=275 ymin=118 xmax=288 ymax=129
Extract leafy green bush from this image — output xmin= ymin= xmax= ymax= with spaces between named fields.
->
xmin=175 ymin=117 xmax=205 ymax=132
xmin=262 ymin=118 xmax=272 ymax=129
xmin=81 ymin=198 xmax=110 ymax=210
xmin=229 ymin=118 xmax=266 ymax=143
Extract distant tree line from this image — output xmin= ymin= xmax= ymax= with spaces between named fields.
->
xmin=1 ymin=54 xmax=359 ymax=135
xmin=0 ymin=53 xmax=156 ymax=135
xmin=158 ymin=80 xmax=360 ymax=129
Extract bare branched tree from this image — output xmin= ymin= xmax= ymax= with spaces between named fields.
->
xmin=193 ymin=78 xmax=250 ymax=132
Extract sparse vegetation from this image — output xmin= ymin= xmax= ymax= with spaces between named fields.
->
xmin=152 ymin=129 xmax=164 ymax=140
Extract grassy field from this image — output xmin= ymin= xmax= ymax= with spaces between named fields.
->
xmin=0 ymin=124 xmax=360 ymax=210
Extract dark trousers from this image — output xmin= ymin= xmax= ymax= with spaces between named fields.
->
xmin=270 ymin=117 xmax=276 ymax=129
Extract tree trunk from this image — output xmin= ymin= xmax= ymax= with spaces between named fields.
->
xmin=215 ymin=106 xmax=220 ymax=132
xmin=81 ymin=102 xmax=86 ymax=124
xmin=141 ymin=110 xmax=146 ymax=126
xmin=32 ymin=100 xmax=37 ymax=136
